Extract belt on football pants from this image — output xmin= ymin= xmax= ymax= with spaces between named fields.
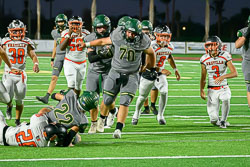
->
xmin=208 ymin=85 xmax=226 ymax=90
xmin=3 ymin=126 xmax=9 ymax=146
xmin=64 ymin=57 xmax=87 ymax=64
xmin=9 ymin=70 xmax=25 ymax=83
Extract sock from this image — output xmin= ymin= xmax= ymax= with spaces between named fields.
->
xmin=45 ymin=93 xmax=51 ymax=98
xmin=144 ymin=105 xmax=149 ymax=110
xmin=151 ymin=102 xmax=155 ymax=107
xmin=109 ymin=108 xmax=116 ymax=114
xmin=100 ymin=114 xmax=107 ymax=119
xmin=116 ymin=122 xmax=123 ymax=131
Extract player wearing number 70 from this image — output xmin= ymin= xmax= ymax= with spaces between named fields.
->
xmin=200 ymin=36 xmax=238 ymax=128
xmin=1 ymin=19 xmax=39 ymax=126
xmin=77 ymin=18 xmax=156 ymax=139
xmin=60 ymin=16 xmax=90 ymax=98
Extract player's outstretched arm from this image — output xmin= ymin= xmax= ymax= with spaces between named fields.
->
xmin=200 ymin=64 xmax=207 ymax=100
xmin=144 ymin=47 xmax=156 ymax=69
xmin=235 ymin=36 xmax=246 ymax=49
xmin=77 ymin=37 xmax=112 ymax=48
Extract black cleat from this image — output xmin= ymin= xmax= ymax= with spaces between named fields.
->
xmin=15 ymin=119 xmax=21 ymax=126
xmin=6 ymin=105 xmax=12 ymax=120
xmin=220 ymin=121 xmax=226 ymax=128
xmin=150 ymin=106 xmax=158 ymax=115
xmin=36 ymin=96 xmax=49 ymax=104
xmin=141 ymin=107 xmax=150 ymax=114
xmin=131 ymin=118 xmax=138 ymax=125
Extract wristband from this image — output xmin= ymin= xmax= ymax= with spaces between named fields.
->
xmin=51 ymin=58 xmax=54 ymax=62
xmin=85 ymin=42 xmax=91 ymax=47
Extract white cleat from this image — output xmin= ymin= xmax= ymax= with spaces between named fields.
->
xmin=88 ymin=121 xmax=97 ymax=134
xmin=113 ymin=129 xmax=122 ymax=139
xmin=106 ymin=108 xmax=117 ymax=127
xmin=97 ymin=118 xmax=105 ymax=133
xmin=157 ymin=115 xmax=166 ymax=125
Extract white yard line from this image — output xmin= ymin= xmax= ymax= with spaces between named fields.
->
xmin=1 ymin=155 xmax=250 ymax=162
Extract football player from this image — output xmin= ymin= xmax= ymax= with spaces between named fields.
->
xmin=38 ymin=89 xmax=99 ymax=145
xmin=140 ymin=20 xmax=159 ymax=115
xmin=85 ymin=14 xmax=117 ymax=133
xmin=77 ymin=18 xmax=156 ymax=138
xmin=132 ymin=25 xmax=181 ymax=125
xmin=1 ymin=19 xmax=39 ymax=126
xmin=235 ymin=15 xmax=250 ymax=109
xmin=0 ymin=111 xmax=67 ymax=147
xmin=36 ymin=14 xmax=68 ymax=104
xmin=200 ymin=36 xmax=238 ymax=128
xmin=60 ymin=16 xmax=90 ymax=97
xmin=0 ymin=46 xmax=12 ymax=104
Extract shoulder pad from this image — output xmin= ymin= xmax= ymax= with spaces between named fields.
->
xmin=23 ymin=38 xmax=36 ymax=49
xmin=220 ymin=51 xmax=232 ymax=61
xmin=1 ymin=37 xmax=11 ymax=45
xmin=61 ymin=29 xmax=69 ymax=38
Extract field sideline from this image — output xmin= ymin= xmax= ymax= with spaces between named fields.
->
xmin=0 ymin=54 xmax=250 ymax=167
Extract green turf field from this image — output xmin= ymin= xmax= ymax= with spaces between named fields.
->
xmin=0 ymin=55 xmax=250 ymax=167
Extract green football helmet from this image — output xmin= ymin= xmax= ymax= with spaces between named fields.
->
xmin=141 ymin=20 xmax=153 ymax=32
xmin=118 ymin=16 xmax=132 ymax=27
xmin=78 ymin=91 xmax=99 ymax=112
xmin=248 ymin=15 xmax=250 ymax=27
xmin=124 ymin=18 xmax=142 ymax=43
xmin=93 ymin=14 xmax=111 ymax=38
xmin=55 ymin=14 xmax=68 ymax=33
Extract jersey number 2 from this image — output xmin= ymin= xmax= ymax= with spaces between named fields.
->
xmin=15 ymin=129 xmax=37 ymax=147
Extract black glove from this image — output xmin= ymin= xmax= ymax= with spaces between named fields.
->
xmin=98 ymin=45 xmax=113 ymax=59
xmin=141 ymin=68 xmax=158 ymax=81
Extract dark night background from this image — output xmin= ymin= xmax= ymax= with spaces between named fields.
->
xmin=0 ymin=0 xmax=249 ymax=42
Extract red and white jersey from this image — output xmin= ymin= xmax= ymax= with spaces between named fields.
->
xmin=1 ymin=37 xmax=35 ymax=71
xmin=61 ymin=29 xmax=90 ymax=62
xmin=200 ymin=51 xmax=232 ymax=86
xmin=151 ymin=41 xmax=174 ymax=71
xmin=5 ymin=114 xmax=49 ymax=147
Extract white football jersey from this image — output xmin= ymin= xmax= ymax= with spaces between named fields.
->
xmin=5 ymin=114 xmax=49 ymax=147
xmin=200 ymin=51 xmax=232 ymax=86
xmin=61 ymin=29 xmax=89 ymax=62
xmin=151 ymin=41 xmax=174 ymax=71
xmin=1 ymin=37 xmax=35 ymax=71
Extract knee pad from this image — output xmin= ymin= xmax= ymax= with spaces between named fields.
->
xmin=120 ymin=94 xmax=133 ymax=107
xmin=103 ymin=94 xmax=115 ymax=106
xmin=15 ymin=99 xmax=23 ymax=105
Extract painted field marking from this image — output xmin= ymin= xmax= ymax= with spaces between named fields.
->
xmin=1 ymin=155 xmax=250 ymax=162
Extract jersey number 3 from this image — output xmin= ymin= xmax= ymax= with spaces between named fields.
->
xmin=212 ymin=65 xmax=220 ymax=79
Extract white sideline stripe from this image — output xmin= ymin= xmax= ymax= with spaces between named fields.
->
xmin=1 ymin=104 xmax=248 ymax=107
xmin=1 ymin=155 xmax=250 ymax=162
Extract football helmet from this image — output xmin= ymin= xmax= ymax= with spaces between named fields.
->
xmin=141 ymin=20 xmax=153 ymax=32
xmin=7 ymin=19 xmax=26 ymax=40
xmin=154 ymin=25 xmax=172 ymax=46
xmin=118 ymin=16 xmax=132 ymax=27
xmin=43 ymin=124 xmax=58 ymax=141
xmin=55 ymin=14 xmax=68 ymax=33
xmin=78 ymin=91 xmax=99 ymax=112
xmin=124 ymin=18 xmax=142 ymax=44
xmin=68 ymin=16 xmax=83 ymax=33
xmin=204 ymin=36 xmax=222 ymax=56
xmin=93 ymin=14 xmax=111 ymax=38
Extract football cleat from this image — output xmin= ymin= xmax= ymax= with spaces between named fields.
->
xmin=88 ymin=121 xmax=97 ymax=134
xmin=141 ymin=108 xmax=150 ymax=114
xmin=106 ymin=109 xmax=117 ymax=128
xmin=15 ymin=119 xmax=21 ymax=126
xmin=97 ymin=118 xmax=105 ymax=133
xmin=6 ymin=105 xmax=12 ymax=120
xmin=113 ymin=129 xmax=122 ymax=139
xmin=131 ymin=118 xmax=138 ymax=125
xmin=150 ymin=106 xmax=158 ymax=115
xmin=220 ymin=121 xmax=227 ymax=128
xmin=36 ymin=96 xmax=49 ymax=104
xmin=157 ymin=116 xmax=166 ymax=125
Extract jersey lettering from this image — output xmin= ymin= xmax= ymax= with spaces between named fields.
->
xmin=9 ymin=48 xmax=25 ymax=64
xmin=69 ymin=38 xmax=83 ymax=51
xmin=119 ymin=47 xmax=135 ymax=62
xmin=54 ymin=103 xmax=74 ymax=124
xmin=15 ymin=129 xmax=37 ymax=147
xmin=212 ymin=65 xmax=220 ymax=79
